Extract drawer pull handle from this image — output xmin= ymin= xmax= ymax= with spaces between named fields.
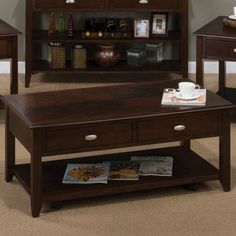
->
xmin=85 ymin=134 xmax=97 ymax=141
xmin=139 ymin=0 xmax=149 ymax=4
xmin=66 ymin=0 xmax=75 ymax=4
xmin=174 ymin=125 xmax=186 ymax=131
xmin=233 ymin=49 xmax=236 ymax=53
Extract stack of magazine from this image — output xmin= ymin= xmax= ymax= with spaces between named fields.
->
xmin=62 ymin=156 xmax=173 ymax=184
xmin=161 ymin=88 xmax=206 ymax=106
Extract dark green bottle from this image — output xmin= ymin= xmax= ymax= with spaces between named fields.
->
xmin=58 ymin=14 xmax=65 ymax=35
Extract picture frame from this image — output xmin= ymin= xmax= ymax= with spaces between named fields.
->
xmin=134 ymin=19 xmax=150 ymax=38
xmin=151 ymin=13 xmax=168 ymax=36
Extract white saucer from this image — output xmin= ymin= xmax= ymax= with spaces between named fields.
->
xmin=174 ymin=92 xmax=199 ymax=100
xmin=228 ymin=15 xmax=236 ymax=20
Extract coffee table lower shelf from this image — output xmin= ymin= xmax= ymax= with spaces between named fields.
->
xmin=13 ymin=147 xmax=219 ymax=203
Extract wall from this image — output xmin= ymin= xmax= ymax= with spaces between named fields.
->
xmin=0 ymin=0 xmax=235 ymax=61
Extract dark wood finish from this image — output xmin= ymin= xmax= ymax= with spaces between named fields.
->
xmin=219 ymin=110 xmax=231 ymax=191
xmin=33 ymin=0 xmax=106 ymax=10
xmin=194 ymin=16 xmax=236 ymax=103
xmin=3 ymin=80 xmax=234 ymax=217
xmin=31 ymin=59 xmax=181 ymax=74
xmin=32 ymin=30 xmax=181 ymax=42
xmin=0 ymin=19 xmax=21 ymax=108
xmin=13 ymin=147 xmax=219 ymax=202
xmin=137 ymin=111 xmax=220 ymax=142
xmin=46 ymin=122 xmax=133 ymax=154
xmin=108 ymin=0 xmax=180 ymax=11
xmin=25 ymin=0 xmax=189 ymax=87
xmin=5 ymin=107 xmax=15 ymax=182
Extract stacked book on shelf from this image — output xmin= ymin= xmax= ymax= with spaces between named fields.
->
xmin=62 ymin=156 xmax=174 ymax=184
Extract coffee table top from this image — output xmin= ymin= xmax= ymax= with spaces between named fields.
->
xmin=3 ymin=79 xmax=234 ymax=128
xmin=194 ymin=16 xmax=236 ymax=39
xmin=0 ymin=19 xmax=21 ymax=36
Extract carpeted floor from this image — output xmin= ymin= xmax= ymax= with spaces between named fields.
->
xmin=0 ymin=73 xmax=236 ymax=236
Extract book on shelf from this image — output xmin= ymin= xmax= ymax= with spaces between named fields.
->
xmin=62 ymin=163 xmax=110 ymax=184
xmin=161 ymin=89 xmax=206 ymax=106
xmin=109 ymin=161 xmax=140 ymax=181
xmin=131 ymin=156 xmax=173 ymax=176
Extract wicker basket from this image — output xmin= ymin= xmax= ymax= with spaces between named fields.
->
xmin=48 ymin=43 xmax=66 ymax=69
xmin=72 ymin=45 xmax=86 ymax=69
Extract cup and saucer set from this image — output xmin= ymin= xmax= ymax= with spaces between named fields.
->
xmin=165 ymin=82 xmax=201 ymax=101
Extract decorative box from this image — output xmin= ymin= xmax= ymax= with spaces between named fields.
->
xmin=145 ymin=43 xmax=163 ymax=65
xmin=72 ymin=44 xmax=87 ymax=69
xmin=126 ymin=49 xmax=145 ymax=67
xmin=47 ymin=42 xmax=66 ymax=69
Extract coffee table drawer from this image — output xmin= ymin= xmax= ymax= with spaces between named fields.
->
xmin=45 ymin=122 xmax=133 ymax=153
xmin=206 ymin=39 xmax=236 ymax=60
xmin=33 ymin=0 xmax=105 ymax=10
xmin=138 ymin=112 xmax=221 ymax=143
xmin=108 ymin=0 xmax=179 ymax=10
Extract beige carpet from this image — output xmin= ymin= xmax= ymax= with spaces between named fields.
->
xmin=0 ymin=73 xmax=236 ymax=236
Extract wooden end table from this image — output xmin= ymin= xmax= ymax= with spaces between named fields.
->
xmin=194 ymin=16 xmax=236 ymax=104
xmin=0 ymin=19 xmax=21 ymax=109
xmin=3 ymin=80 xmax=234 ymax=217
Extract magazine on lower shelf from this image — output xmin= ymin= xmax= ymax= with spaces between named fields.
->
xmin=131 ymin=156 xmax=173 ymax=176
xmin=109 ymin=161 xmax=140 ymax=181
xmin=161 ymin=88 xmax=206 ymax=106
xmin=62 ymin=163 xmax=110 ymax=184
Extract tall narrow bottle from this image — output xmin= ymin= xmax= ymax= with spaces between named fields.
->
xmin=67 ymin=13 xmax=74 ymax=37
xmin=58 ymin=14 xmax=65 ymax=35
xmin=48 ymin=12 xmax=56 ymax=36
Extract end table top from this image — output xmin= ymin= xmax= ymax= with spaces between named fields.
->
xmin=0 ymin=19 xmax=21 ymax=36
xmin=3 ymin=80 xmax=234 ymax=128
xmin=194 ymin=16 xmax=236 ymax=39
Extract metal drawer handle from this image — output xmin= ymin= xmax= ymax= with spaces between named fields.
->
xmin=85 ymin=134 xmax=97 ymax=141
xmin=233 ymin=49 xmax=236 ymax=53
xmin=139 ymin=0 xmax=149 ymax=4
xmin=66 ymin=0 xmax=75 ymax=4
xmin=174 ymin=125 xmax=186 ymax=131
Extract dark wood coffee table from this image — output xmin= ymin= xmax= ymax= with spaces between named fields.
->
xmin=3 ymin=80 xmax=234 ymax=217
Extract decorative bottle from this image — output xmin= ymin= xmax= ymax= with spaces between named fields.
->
xmin=119 ymin=19 xmax=130 ymax=37
xmin=94 ymin=18 xmax=106 ymax=37
xmin=58 ymin=14 xmax=66 ymax=35
xmin=83 ymin=19 xmax=93 ymax=37
xmin=67 ymin=13 xmax=74 ymax=37
xmin=48 ymin=12 xmax=56 ymax=36
xmin=107 ymin=18 xmax=117 ymax=37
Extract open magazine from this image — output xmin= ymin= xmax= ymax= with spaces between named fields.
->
xmin=161 ymin=88 xmax=206 ymax=106
xmin=62 ymin=163 xmax=110 ymax=184
xmin=131 ymin=156 xmax=173 ymax=176
xmin=109 ymin=161 xmax=140 ymax=181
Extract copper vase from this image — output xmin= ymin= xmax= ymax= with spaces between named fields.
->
xmin=94 ymin=45 xmax=120 ymax=67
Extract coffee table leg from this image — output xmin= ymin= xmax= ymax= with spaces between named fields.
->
xmin=218 ymin=61 xmax=226 ymax=97
xmin=31 ymin=131 xmax=42 ymax=217
xmin=5 ymin=106 xmax=15 ymax=182
xmin=181 ymin=140 xmax=190 ymax=149
xmin=219 ymin=110 xmax=230 ymax=191
xmin=10 ymin=36 xmax=18 ymax=94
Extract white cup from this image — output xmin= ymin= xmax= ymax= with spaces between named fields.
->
xmin=234 ymin=6 xmax=236 ymax=16
xmin=178 ymin=82 xmax=200 ymax=98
